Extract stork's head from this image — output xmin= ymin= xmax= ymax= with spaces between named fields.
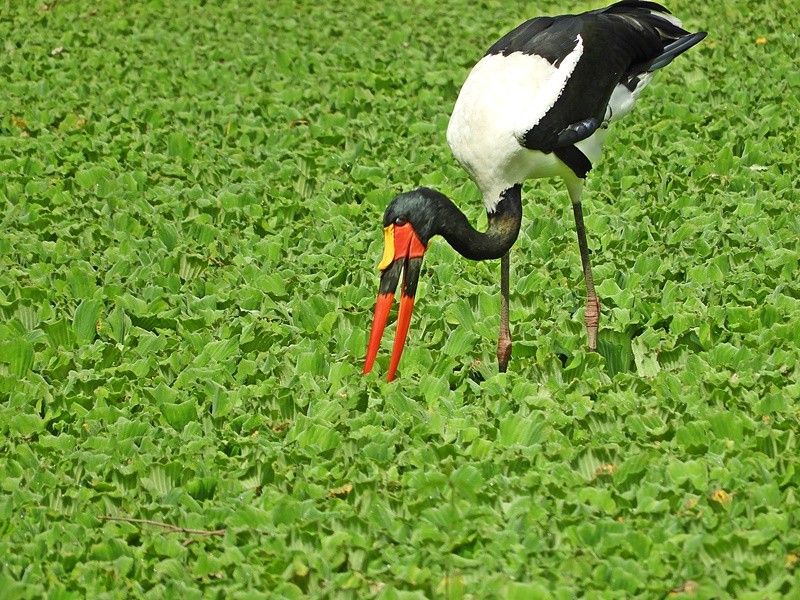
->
xmin=363 ymin=188 xmax=444 ymax=381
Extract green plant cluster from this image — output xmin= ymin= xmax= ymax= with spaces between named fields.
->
xmin=1 ymin=0 xmax=798 ymax=598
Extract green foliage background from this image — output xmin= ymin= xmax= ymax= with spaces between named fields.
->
xmin=1 ymin=0 xmax=798 ymax=597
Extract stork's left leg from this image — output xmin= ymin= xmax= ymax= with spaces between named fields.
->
xmin=497 ymin=251 xmax=512 ymax=371
xmin=566 ymin=179 xmax=601 ymax=351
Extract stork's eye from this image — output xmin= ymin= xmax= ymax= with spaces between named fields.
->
xmin=394 ymin=216 xmax=408 ymax=226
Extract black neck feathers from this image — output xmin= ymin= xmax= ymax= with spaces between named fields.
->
xmin=392 ymin=186 xmax=522 ymax=261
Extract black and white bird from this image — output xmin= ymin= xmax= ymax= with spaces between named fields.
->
xmin=364 ymin=0 xmax=706 ymax=381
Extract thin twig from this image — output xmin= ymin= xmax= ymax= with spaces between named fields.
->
xmin=100 ymin=515 xmax=225 ymax=537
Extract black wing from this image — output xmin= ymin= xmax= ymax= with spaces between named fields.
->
xmin=496 ymin=1 xmax=703 ymax=177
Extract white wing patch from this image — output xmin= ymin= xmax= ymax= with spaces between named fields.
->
xmin=447 ymin=36 xmax=585 ymax=212
xmin=606 ymin=72 xmax=654 ymax=122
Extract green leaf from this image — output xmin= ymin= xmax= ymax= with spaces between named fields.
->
xmin=667 ymin=459 xmax=708 ymax=489
xmin=192 ymin=553 xmax=222 ymax=578
xmin=167 ymin=132 xmax=195 ymax=161
xmin=578 ymin=487 xmax=618 ymax=514
xmin=186 ymin=476 xmax=217 ymax=500
xmin=441 ymin=326 xmax=477 ymax=358
xmin=43 ymin=319 xmax=75 ymax=349
xmin=73 ymin=299 xmax=103 ymax=343
xmin=151 ymin=382 xmax=178 ymax=404
xmin=498 ymin=415 xmax=546 ymax=447
xmin=675 ymin=421 xmax=710 ymax=450
xmin=450 ymin=464 xmax=484 ymax=500
xmin=204 ymin=338 xmax=238 ymax=362
xmin=179 ymin=254 xmax=206 ymax=281
xmin=632 ymin=336 xmax=660 ymax=378
xmin=376 ymin=587 xmax=429 ymax=600
xmin=614 ymin=452 xmax=651 ymax=485
xmin=598 ymin=330 xmax=633 ymax=377
xmin=260 ymin=273 xmax=286 ymax=297
xmin=709 ymin=411 xmax=744 ymax=443
xmin=296 ymin=351 xmax=325 ymax=375
xmin=144 ymin=466 xmax=178 ymax=496
xmin=294 ymin=423 xmax=341 ymax=454
xmin=161 ymin=400 xmax=199 ymax=431
xmin=9 ymin=412 xmax=45 ymax=436
xmin=154 ymin=558 xmax=185 ymax=581
xmin=107 ymin=305 xmax=131 ymax=345
xmin=90 ymin=539 xmax=128 ymax=561
xmin=1 ymin=338 xmax=34 ymax=376
xmin=315 ymin=311 xmax=337 ymax=337
xmin=74 ymin=166 xmax=111 ymax=190
xmin=66 ymin=263 xmax=97 ymax=299
xmin=716 ymin=145 xmax=734 ymax=174
xmin=210 ymin=383 xmax=235 ymax=418
xmin=271 ymin=497 xmax=305 ymax=526
xmin=506 ymin=582 xmax=551 ymax=600
xmin=156 ymin=222 xmax=179 ymax=250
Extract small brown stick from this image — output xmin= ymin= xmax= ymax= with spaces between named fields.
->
xmin=100 ymin=515 xmax=225 ymax=537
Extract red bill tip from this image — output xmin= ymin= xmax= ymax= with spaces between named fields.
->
xmin=386 ymin=292 xmax=415 ymax=382
xmin=363 ymin=292 xmax=394 ymax=375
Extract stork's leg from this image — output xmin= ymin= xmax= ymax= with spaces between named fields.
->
xmin=566 ymin=179 xmax=601 ymax=351
xmin=497 ymin=251 xmax=512 ymax=371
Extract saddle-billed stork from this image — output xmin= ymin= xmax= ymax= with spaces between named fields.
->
xmin=363 ymin=1 xmax=706 ymax=381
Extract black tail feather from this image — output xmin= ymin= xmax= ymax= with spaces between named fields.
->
xmin=648 ymin=31 xmax=707 ymax=71
xmin=600 ymin=1 xmax=694 ymax=43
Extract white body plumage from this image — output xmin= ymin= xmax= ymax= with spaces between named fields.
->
xmin=447 ymin=29 xmax=662 ymax=213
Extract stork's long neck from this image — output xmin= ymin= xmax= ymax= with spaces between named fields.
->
xmin=437 ymin=184 xmax=522 ymax=261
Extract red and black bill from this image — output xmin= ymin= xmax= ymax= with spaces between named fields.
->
xmin=363 ymin=223 xmax=427 ymax=381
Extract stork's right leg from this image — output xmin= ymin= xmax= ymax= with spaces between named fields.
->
xmin=567 ymin=178 xmax=601 ymax=351
xmin=497 ymin=251 xmax=512 ymax=371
